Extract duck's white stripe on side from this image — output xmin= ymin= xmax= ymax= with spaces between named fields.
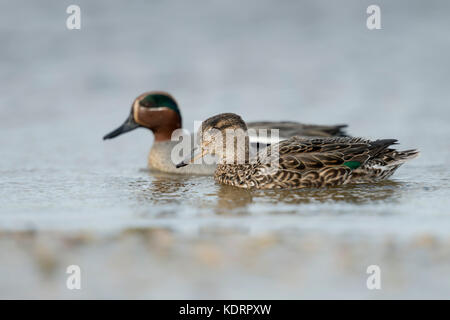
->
xmin=249 ymin=135 xmax=285 ymax=145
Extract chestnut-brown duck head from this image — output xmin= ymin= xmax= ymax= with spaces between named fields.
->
xmin=103 ymin=91 xmax=182 ymax=142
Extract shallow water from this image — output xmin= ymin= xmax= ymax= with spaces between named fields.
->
xmin=1 ymin=0 xmax=450 ymax=298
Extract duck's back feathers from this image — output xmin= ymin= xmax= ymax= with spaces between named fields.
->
xmin=247 ymin=121 xmax=348 ymax=139
xmin=260 ymin=137 xmax=398 ymax=169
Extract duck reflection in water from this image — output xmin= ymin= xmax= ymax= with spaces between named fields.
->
xmin=213 ymin=180 xmax=402 ymax=212
xmin=130 ymin=170 xmax=403 ymax=214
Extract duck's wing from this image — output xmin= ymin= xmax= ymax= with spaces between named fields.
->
xmin=259 ymin=137 xmax=396 ymax=169
xmin=252 ymin=137 xmax=399 ymax=188
xmin=247 ymin=121 xmax=348 ymax=142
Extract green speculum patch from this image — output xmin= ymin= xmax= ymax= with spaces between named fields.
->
xmin=343 ymin=161 xmax=361 ymax=169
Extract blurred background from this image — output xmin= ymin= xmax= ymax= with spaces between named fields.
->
xmin=1 ymin=0 xmax=450 ymax=298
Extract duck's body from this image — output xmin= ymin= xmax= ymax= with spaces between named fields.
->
xmin=178 ymin=113 xmax=419 ymax=190
xmin=214 ymin=136 xmax=419 ymax=189
xmin=103 ymin=91 xmax=349 ymax=175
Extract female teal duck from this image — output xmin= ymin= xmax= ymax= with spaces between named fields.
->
xmin=103 ymin=91 xmax=348 ymax=175
xmin=176 ymin=113 xmax=419 ymax=189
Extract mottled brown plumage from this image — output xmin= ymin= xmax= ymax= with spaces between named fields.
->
xmin=179 ymin=113 xmax=419 ymax=190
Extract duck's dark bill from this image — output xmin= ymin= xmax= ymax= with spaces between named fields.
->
xmin=176 ymin=161 xmax=188 ymax=168
xmin=103 ymin=114 xmax=140 ymax=140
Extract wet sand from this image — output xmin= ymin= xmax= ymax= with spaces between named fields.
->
xmin=1 ymin=228 xmax=450 ymax=299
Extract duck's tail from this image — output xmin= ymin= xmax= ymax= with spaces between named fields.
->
xmin=351 ymin=146 xmax=419 ymax=183
xmin=380 ymin=148 xmax=420 ymax=166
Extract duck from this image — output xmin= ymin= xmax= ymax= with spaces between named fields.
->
xmin=176 ymin=113 xmax=419 ymax=189
xmin=103 ymin=91 xmax=348 ymax=175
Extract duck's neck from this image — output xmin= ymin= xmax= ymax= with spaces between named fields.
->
xmin=152 ymin=119 xmax=182 ymax=142
xmin=136 ymin=107 xmax=182 ymax=142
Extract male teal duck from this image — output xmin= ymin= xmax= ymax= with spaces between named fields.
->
xmin=103 ymin=92 xmax=348 ymax=175
xmin=176 ymin=113 xmax=419 ymax=189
